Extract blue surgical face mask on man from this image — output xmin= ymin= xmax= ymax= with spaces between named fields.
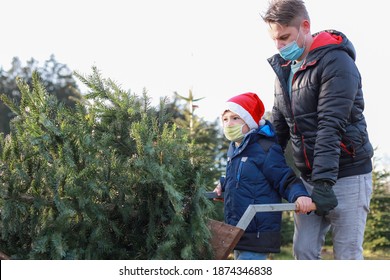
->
xmin=279 ymin=28 xmax=306 ymax=61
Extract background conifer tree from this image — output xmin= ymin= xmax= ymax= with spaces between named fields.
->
xmin=364 ymin=157 xmax=390 ymax=252
xmin=165 ymin=91 xmax=226 ymax=179
xmin=0 ymin=55 xmax=82 ymax=135
xmin=0 ymin=68 xmax=216 ymax=259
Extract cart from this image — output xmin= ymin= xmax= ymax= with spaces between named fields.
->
xmin=206 ymin=192 xmax=316 ymax=259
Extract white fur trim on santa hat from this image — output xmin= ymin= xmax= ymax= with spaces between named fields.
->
xmin=226 ymin=101 xmax=258 ymax=130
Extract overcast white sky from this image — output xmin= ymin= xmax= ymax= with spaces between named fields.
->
xmin=1 ymin=0 xmax=388 ymax=168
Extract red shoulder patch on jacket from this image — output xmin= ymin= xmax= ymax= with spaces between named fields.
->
xmin=310 ymin=31 xmax=343 ymax=51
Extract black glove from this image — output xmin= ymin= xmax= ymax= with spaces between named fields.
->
xmin=311 ymin=181 xmax=338 ymax=216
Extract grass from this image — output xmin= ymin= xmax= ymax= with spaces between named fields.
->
xmin=268 ymin=245 xmax=390 ymax=260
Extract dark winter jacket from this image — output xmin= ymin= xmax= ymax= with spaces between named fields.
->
xmin=220 ymin=120 xmax=309 ymax=253
xmin=268 ymin=30 xmax=373 ymax=183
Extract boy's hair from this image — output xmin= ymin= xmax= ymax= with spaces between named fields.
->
xmin=261 ymin=0 xmax=310 ymax=28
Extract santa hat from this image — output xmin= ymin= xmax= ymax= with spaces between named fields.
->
xmin=224 ymin=92 xmax=265 ymax=130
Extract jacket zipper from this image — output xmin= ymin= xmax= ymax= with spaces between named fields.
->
xmin=236 ymin=158 xmax=246 ymax=188
xmin=291 ymin=62 xmax=313 ymax=170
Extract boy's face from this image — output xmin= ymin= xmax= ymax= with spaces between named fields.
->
xmin=222 ymin=111 xmax=250 ymax=134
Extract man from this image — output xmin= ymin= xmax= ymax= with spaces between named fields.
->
xmin=261 ymin=0 xmax=374 ymax=259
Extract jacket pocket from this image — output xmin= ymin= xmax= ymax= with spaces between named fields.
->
xmin=340 ymin=136 xmax=356 ymax=157
xmin=301 ymin=135 xmax=312 ymax=170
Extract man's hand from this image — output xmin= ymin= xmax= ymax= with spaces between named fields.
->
xmin=311 ymin=181 xmax=338 ymax=216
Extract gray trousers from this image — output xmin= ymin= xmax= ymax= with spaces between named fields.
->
xmin=293 ymin=172 xmax=373 ymax=260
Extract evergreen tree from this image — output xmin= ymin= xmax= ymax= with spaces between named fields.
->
xmin=0 ymin=68 xmax=215 ymax=259
xmin=165 ymin=91 xmax=226 ymax=221
xmin=364 ymin=157 xmax=390 ymax=252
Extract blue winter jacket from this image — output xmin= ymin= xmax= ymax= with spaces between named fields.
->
xmin=220 ymin=120 xmax=309 ymax=253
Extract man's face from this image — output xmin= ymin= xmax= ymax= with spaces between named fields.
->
xmin=268 ymin=23 xmax=301 ymax=51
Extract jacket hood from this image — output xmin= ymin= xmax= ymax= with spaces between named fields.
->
xmin=310 ymin=30 xmax=356 ymax=61
xmin=258 ymin=119 xmax=276 ymax=138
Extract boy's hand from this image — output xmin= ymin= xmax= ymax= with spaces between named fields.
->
xmin=213 ymin=183 xmax=224 ymax=202
xmin=295 ymin=196 xmax=314 ymax=214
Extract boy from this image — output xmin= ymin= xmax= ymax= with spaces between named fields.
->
xmin=214 ymin=92 xmax=312 ymax=260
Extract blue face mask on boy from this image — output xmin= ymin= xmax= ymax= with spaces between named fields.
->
xmin=279 ymin=29 xmax=306 ymax=61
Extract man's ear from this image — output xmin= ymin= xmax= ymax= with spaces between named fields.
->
xmin=302 ymin=19 xmax=310 ymax=34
